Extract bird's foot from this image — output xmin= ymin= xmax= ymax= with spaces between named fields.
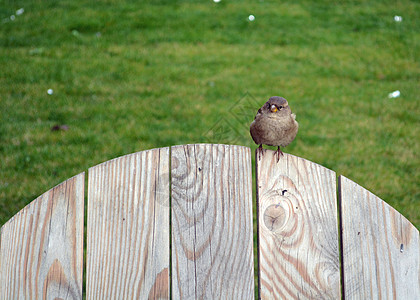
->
xmin=257 ymin=145 xmax=264 ymax=161
xmin=275 ymin=147 xmax=284 ymax=162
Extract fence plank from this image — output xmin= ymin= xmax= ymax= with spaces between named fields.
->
xmin=0 ymin=173 xmax=84 ymax=299
xmin=171 ymin=144 xmax=254 ymax=299
xmin=256 ymin=151 xmax=340 ymax=299
xmin=86 ymin=148 xmax=170 ymax=299
xmin=339 ymin=175 xmax=420 ymax=299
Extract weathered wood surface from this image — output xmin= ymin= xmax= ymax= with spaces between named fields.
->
xmin=256 ymin=150 xmax=341 ymax=299
xmin=2 ymin=144 xmax=419 ymax=299
xmin=86 ymin=148 xmax=170 ymax=299
xmin=0 ymin=173 xmax=84 ymax=300
xmin=171 ymin=144 xmax=254 ymax=299
xmin=339 ymin=175 xmax=420 ymax=299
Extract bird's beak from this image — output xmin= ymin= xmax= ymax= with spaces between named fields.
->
xmin=270 ymin=105 xmax=278 ymax=112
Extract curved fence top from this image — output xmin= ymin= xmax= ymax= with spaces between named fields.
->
xmin=1 ymin=144 xmax=418 ymax=299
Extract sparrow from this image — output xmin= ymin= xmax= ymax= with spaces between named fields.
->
xmin=250 ymin=96 xmax=299 ymax=162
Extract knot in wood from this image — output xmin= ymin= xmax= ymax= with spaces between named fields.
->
xmin=172 ymin=156 xmax=179 ymax=169
xmin=263 ymin=204 xmax=287 ymax=231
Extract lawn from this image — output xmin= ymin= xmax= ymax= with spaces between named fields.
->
xmin=1 ymin=0 xmax=418 ymax=283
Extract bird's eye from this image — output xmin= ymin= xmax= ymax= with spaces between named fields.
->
xmin=279 ymin=106 xmax=283 ymax=109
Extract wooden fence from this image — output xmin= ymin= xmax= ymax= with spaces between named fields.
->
xmin=0 ymin=144 xmax=418 ymax=299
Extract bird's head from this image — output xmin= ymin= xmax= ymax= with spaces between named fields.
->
xmin=263 ymin=96 xmax=290 ymax=116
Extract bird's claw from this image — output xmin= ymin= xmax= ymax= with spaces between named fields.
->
xmin=257 ymin=145 xmax=264 ymax=161
xmin=275 ymin=147 xmax=284 ymax=162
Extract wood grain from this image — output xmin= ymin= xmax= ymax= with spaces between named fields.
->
xmin=256 ymin=150 xmax=340 ymax=299
xmin=86 ymin=148 xmax=170 ymax=299
xmin=0 ymin=173 xmax=84 ymax=299
xmin=171 ymin=144 xmax=254 ymax=299
xmin=339 ymin=175 xmax=420 ymax=299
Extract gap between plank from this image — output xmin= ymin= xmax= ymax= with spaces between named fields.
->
xmin=254 ymin=149 xmax=262 ymax=300
xmin=83 ymin=172 xmax=88 ymax=299
xmin=168 ymin=147 xmax=173 ymax=300
xmin=337 ymin=175 xmax=345 ymax=300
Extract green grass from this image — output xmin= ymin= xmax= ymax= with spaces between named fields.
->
xmin=1 ymin=0 xmax=418 ymax=261
xmin=1 ymin=1 xmax=419 ymax=298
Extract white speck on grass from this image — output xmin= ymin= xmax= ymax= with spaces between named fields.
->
xmin=10 ymin=15 xmax=15 ymax=21
xmin=248 ymin=15 xmax=255 ymax=21
xmin=16 ymin=8 xmax=24 ymax=16
xmin=213 ymin=0 xmax=221 ymax=3
xmin=394 ymin=15 xmax=402 ymax=22
xmin=388 ymin=90 xmax=400 ymax=98
xmin=47 ymin=89 xmax=54 ymax=95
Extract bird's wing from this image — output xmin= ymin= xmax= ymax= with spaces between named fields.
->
xmin=250 ymin=119 xmax=262 ymax=144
